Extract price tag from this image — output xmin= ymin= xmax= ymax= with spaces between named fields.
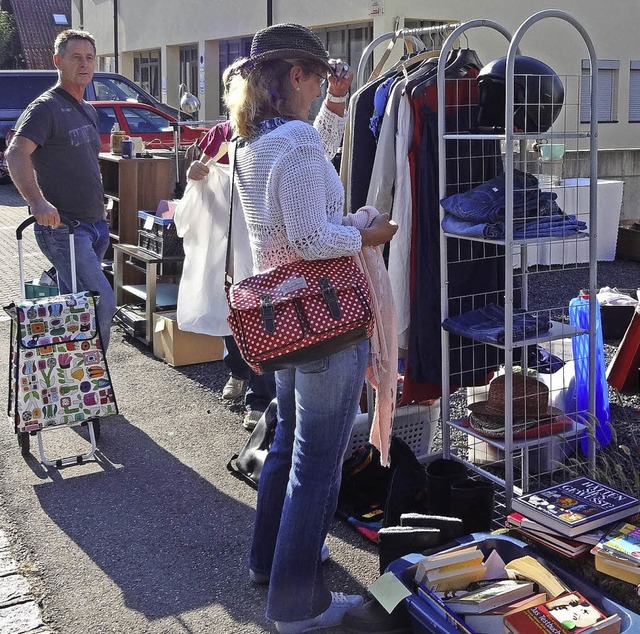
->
xmin=143 ymin=215 xmax=155 ymax=231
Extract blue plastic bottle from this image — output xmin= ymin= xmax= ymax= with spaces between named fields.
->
xmin=568 ymin=293 xmax=612 ymax=452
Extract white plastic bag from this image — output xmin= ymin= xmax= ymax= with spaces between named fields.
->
xmin=174 ymin=160 xmax=252 ymax=336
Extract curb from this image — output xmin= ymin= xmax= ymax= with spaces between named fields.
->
xmin=0 ymin=531 xmax=49 ymax=634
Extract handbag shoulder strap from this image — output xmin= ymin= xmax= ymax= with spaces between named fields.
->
xmin=52 ymin=86 xmax=98 ymax=130
xmin=224 ymin=139 xmax=238 ymax=287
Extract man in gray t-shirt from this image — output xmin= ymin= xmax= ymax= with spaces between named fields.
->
xmin=6 ymin=28 xmax=116 ymax=351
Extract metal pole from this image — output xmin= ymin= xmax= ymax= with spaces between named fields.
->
xmin=267 ymin=0 xmax=272 ymax=26
xmin=113 ymin=0 xmax=119 ymax=73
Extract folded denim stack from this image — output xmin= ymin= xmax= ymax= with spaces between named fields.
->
xmin=440 ymin=169 xmax=587 ymax=240
xmin=441 ymin=303 xmax=551 ymax=345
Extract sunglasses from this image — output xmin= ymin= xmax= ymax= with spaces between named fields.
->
xmin=311 ymin=72 xmax=327 ymax=88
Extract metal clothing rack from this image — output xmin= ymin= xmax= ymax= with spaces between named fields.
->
xmin=355 ymin=22 xmax=460 ymax=89
xmin=436 ymin=10 xmax=599 ymax=516
xmin=352 ymin=20 xmax=461 ymax=461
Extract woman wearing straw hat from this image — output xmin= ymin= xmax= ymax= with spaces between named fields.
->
xmin=224 ymin=22 xmax=397 ymax=634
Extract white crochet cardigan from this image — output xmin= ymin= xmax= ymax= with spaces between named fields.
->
xmin=234 ymin=104 xmax=362 ymax=273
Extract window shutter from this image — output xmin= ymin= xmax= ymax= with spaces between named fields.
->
xmin=630 ymin=63 xmax=640 ymax=122
xmin=580 ymin=69 xmax=591 ymax=122
xmin=597 ymin=69 xmax=614 ymax=121
xmin=580 ymin=59 xmax=618 ymax=123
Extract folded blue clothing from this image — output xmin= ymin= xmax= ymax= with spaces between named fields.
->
xmin=441 ymin=213 xmax=499 ymax=239
xmin=514 ymin=214 xmax=587 ymax=239
xmin=442 ymin=303 xmax=552 ymax=345
xmin=442 ymin=211 xmax=587 ymax=240
xmin=440 ymin=169 xmax=549 ymax=223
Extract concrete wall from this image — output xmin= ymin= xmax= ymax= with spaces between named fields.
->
xmin=583 ymin=149 xmax=640 ymax=220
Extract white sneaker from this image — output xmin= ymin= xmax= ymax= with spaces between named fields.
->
xmin=275 ymin=592 xmax=364 ymax=633
xmin=243 ymin=409 xmax=263 ymax=431
xmin=222 ymin=376 xmax=244 ymax=400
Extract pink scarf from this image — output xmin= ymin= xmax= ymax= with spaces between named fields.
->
xmin=343 ymin=206 xmax=398 ymax=466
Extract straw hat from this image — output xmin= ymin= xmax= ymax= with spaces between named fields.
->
xmin=468 ymin=374 xmax=563 ymax=426
xmin=238 ymin=23 xmax=332 ymax=73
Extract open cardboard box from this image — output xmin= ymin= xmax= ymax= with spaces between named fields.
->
xmin=153 ymin=311 xmax=223 ymax=366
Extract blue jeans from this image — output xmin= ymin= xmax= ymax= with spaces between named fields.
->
xmin=35 ymin=219 xmax=116 ymax=352
xmin=441 ymin=303 xmax=551 ymax=344
xmin=223 ymin=335 xmax=276 ymax=412
xmin=440 ymin=169 xmax=542 ymax=223
xmin=249 ymin=338 xmax=369 ymax=623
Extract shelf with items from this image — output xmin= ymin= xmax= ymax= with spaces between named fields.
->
xmin=437 ymin=11 xmax=600 ymax=519
xmin=113 ymin=243 xmax=182 ymax=345
xmin=99 ymin=153 xmax=173 ymax=287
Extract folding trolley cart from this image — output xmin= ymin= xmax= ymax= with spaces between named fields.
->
xmin=4 ymin=217 xmax=118 ymax=467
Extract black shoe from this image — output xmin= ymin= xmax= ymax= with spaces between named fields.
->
xmin=343 ymin=597 xmax=412 ymax=634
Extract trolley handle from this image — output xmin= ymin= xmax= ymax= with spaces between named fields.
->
xmin=16 ymin=215 xmax=77 ymax=298
xmin=16 ymin=215 xmax=75 ymax=240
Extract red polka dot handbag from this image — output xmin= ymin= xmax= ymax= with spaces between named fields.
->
xmin=226 ymin=256 xmax=374 ymax=374
xmin=224 ymin=141 xmax=373 ymax=373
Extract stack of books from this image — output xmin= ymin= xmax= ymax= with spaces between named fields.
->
xmin=414 ymin=544 xmax=486 ymax=592
xmin=507 ymin=477 xmax=640 ymax=558
xmin=413 ymin=552 xmax=622 ymax=634
xmin=591 ymin=520 xmax=640 ymax=585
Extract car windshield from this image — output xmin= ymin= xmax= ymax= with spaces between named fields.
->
xmin=121 ymin=107 xmax=172 ymax=134
xmin=94 ymin=78 xmax=141 ymax=102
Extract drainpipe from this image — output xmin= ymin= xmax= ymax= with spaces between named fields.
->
xmin=267 ymin=0 xmax=272 ymax=26
xmin=113 ymin=0 xmax=119 ymax=73
xmin=78 ymin=0 xmax=84 ymax=29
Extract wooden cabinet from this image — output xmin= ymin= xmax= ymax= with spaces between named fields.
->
xmin=99 ymin=154 xmax=173 ymax=278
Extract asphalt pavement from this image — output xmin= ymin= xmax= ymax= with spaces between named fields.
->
xmin=0 ymin=182 xmax=380 ymax=634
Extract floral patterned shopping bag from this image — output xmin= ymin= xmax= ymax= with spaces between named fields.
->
xmin=5 ymin=290 xmax=118 ymax=433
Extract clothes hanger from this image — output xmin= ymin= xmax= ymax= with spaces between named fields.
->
xmin=394 ymin=49 xmax=441 ymax=76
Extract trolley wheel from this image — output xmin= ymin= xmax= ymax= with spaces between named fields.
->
xmin=17 ymin=431 xmax=30 ymax=456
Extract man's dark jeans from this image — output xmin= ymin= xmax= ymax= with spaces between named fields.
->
xmin=223 ymin=335 xmax=276 ymax=413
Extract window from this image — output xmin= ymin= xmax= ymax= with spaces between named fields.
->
xmin=629 ymin=61 xmax=640 ymax=122
xmin=53 ymin=14 xmax=68 ymax=25
xmin=580 ymin=59 xmax=619 ymax=123
xmin=180 ymin=45 xmax=199 ymax=98
xmin=314 ymin=23 xmax=373 ymax=85
xmin=133 ymin=50 xmax=161 ymax=100
xmin=311 ymin=23 xmax=373 ymax=118
xmin=219 ymin=37 xmax=252 ymax=113
xmin=94 ymin=107 xmax=118 ymax=134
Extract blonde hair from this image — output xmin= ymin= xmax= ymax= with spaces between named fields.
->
xmin=225 ymin=58 xmax=323 ymax=138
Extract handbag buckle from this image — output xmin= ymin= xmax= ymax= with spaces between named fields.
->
xmin=319 ymin=277 xmax=341 ymax=320
xmin=259 ymin=295 xmax=276 ymax=333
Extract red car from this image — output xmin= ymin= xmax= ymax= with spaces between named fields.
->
xmin=93 ymin=101 xmax=207 ymax=152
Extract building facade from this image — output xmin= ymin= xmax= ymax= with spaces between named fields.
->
xmin=72 ymin=0 xmax=640 ymax=152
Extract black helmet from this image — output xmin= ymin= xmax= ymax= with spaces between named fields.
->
xmin=476 ymin=55 xmax=564 ymax=133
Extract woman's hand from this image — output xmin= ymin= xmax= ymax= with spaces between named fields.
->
xmin=186 ymin=160 xmax=210 ymax=181
xmin=327 ymin=59 xmax=354 ymax=98
xmin=359 ymin=213 xmax=398 ymax=247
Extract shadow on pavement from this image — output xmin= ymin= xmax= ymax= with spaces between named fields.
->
xmin=32 ymin=413 xmax=368 ymax=626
